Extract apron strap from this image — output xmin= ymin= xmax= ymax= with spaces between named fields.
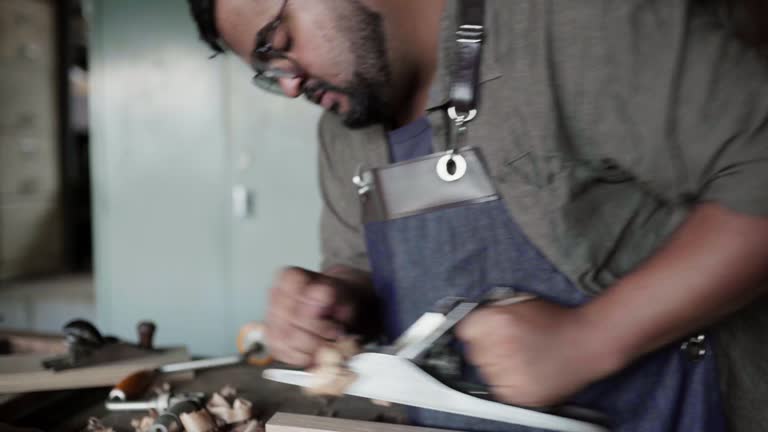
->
xmin=448 ymin=0 xmax=485 ymax=122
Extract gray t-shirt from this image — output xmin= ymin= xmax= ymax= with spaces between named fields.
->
xmin=317 ymin=1 xmax=768 ymax=430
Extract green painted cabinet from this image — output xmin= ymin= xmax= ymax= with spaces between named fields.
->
xmin=87 ymin=0 xmax=322 ymax=355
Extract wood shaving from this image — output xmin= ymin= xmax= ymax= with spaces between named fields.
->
xmin=130 ymin=409 xmax=158 ymax=432
xmin=85 ymin=417 xmax=115 ymax=432
xmin=152 ymin=382 xmax=173 ymax=396
xmin=180 ymin=409 xmax=217 ymax=432
xmin=206 ymin=392 xmax=253 ymax=424
xmin=335 ymin=337 xmax=361 ymax=358
xmin=304 ymin=338 xmax=361 ymax=397
xmin=219 ymin=385 xmax=238 ymax=398
xmin=130 ymin=416 xmax=154 ymax=432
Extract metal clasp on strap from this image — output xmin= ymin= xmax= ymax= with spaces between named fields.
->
xmin=680 ymin=334 xmax=707 ymax=360
xmin=352 ymin=165 xmax=373 ymax=197
xmin=439 ymin=108 xmax=474 ymax=182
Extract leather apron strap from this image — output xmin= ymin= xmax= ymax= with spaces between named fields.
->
xmin=448 ymin=0 xmax=485 ymax=123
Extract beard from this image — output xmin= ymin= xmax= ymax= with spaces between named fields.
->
xmin=304 ymin=2 xmax=393 ymax=129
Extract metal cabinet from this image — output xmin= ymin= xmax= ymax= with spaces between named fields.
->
xmin=88 ymin=0 xmax=322 ymax=356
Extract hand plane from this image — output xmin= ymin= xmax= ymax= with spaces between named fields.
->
xmin=264 ymin=292 xmax=611 ymax=432
xmin=42 ymin=319 xmax=158 ymax=371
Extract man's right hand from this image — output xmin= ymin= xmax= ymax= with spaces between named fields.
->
xmin=265 ymin=266 xmax=375 ymax=367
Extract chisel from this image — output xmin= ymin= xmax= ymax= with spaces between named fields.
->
xmin=109 ymin=322 xmax=270 ymax=401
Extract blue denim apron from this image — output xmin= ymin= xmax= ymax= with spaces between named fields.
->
xmin=359 ymin=117 xmax=727 ymax=432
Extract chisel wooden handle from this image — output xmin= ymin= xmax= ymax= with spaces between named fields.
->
xmin=110 ymin=322 xmax=269 ymax=401
xmin=109 ymin=369 xmax=158 ymax=401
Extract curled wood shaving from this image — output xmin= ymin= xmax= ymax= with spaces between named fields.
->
xmin=85 ymin=418 xmax=115 ymax=432
xmin=206 ymin=392 xmax=253 ymax=424
xmin=180 ymin=409 xmax=217 ymax=432
xmin=335 ymin=337 xmax=361 ymax=359
xmin=130 ymin=409 xmax=158 ymax=432
xmin=130 ymin=416 xmax=155 ymax=432
xmin=304 ymin=338 xmax=361 ymax=397
xmin=151 ymin=382 xmax=172 ymax=397
xmin=219 ymin=385 xmax=238 ymax=398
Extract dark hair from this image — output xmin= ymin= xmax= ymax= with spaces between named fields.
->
xmin=187 ymin=0 xmax=226 ymax=54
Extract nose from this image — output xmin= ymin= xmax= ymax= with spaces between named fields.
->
xmin=278 ymin=76 xmax=303 ymax=98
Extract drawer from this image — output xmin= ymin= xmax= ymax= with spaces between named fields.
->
xmin=0 ymin=135 xmax=60 ymax=199
xmin=0 ymin=200 xmax=64 ymax=279
xmin=0 ymin=0 xmax=54 ymax=65
xmin=0 ymin=65 xmax=57 ymax=138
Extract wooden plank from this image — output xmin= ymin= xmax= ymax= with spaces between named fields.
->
xmin=267 ymin=413 xmax=458 ymax=432
xmin=0 ymin=329 xmax=67 ymax=355
xmin=0 ymin=346 xmax=190 ymax=393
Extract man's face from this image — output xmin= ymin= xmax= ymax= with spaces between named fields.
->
xmin=215 ymin=0 xmax=393 ymax=128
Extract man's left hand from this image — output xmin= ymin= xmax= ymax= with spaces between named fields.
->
xmin=455 ymin=300 xmax=620 ymax=407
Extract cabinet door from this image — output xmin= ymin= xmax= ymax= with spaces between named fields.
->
xmin=225 ymin=59 xmax=323 ymax=327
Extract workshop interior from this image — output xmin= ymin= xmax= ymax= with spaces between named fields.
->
xmin=2 ymin=0 xmax=768 ymax=431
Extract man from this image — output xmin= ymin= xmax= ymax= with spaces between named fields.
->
xmin=187 ymin=1 xmax=768 ymax=431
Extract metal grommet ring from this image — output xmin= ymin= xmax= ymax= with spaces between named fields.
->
xmin=447 ymin=106 xmax=478 ymax=124
xmin=436 ymin=153 xmax=467 ymax=182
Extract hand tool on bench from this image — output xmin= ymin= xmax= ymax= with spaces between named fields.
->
xmin=41 ymin=319 xmax=157 ymax=371
xmin=109 ymin=321 xmax=270 ymax=401
xmin=105 ymin=391 xmax=206 ymax=412
xmin=264 ymin=290 xmax=610 ymax=432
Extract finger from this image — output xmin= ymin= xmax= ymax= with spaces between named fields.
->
xmin=296 ymin=282 xmax=339 ymax=318
xmin=270 ymin=284 xmax=342 ymax=340
xmin=270 ymin=343 xmax=313 ymax=367
xmin=331 ymin=301 xmax=355 ymax=324
xmin=271 ymin=300 xmax=342 ymax=340
xmin=463 ymin=340 xmax=501 ymax=368
xmin=303 ymin=281 xmax=338 ymax=306
xmin=282 ymin=326 xmax=323 ymax=356
xmin=266 ymin=321 xmax=315 ymax=367
xmin=274 ymin=267 xmax=314 ymax=297
xmin=272 ymin=284 xmax=330 ymax=327
xmin=455 ymin=310 xmax=487 ymax=342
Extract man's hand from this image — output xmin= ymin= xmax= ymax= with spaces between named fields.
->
xmin=265 ymin=266 xmax=376 ymax=367
xmin=456 ymin=204 xmax=768 ymax=408
xmin=456 ymin=300 xmax=617 ymax=408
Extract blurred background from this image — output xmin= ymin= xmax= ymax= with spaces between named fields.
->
xmin=0 ymin=0 xmax=323 ymax=357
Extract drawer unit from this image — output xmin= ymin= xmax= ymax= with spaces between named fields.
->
xmin=0 ymin=65 xmax=57 ymax=138
xmin=0 ymin=135 xmax=60 ymax=199
xmin=0 ymin=0 xmax=54 ymax=65
xmin=0 ymin=200 xmax=64 ymax=279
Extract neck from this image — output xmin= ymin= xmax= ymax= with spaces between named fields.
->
xmin=379 ymin=0 xmax=446 ymax=129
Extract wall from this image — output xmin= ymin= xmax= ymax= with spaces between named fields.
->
xmin=87 ymin=0 xmax=322 ymax=355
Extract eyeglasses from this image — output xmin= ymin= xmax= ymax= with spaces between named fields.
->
xmin=250 ymin=0 xmax=305 ymax=95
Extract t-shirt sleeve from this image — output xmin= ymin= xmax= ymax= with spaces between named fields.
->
xmin=686 ymin=24 xmax=768 ymax=216
xmin=317 ymin=113 xmax=371 ymax=272
xmin=601 ymin=3 xmax=768 ymax=217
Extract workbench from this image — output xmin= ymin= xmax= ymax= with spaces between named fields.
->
xmin=0 ymin=363 xmax=409 ymax=432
